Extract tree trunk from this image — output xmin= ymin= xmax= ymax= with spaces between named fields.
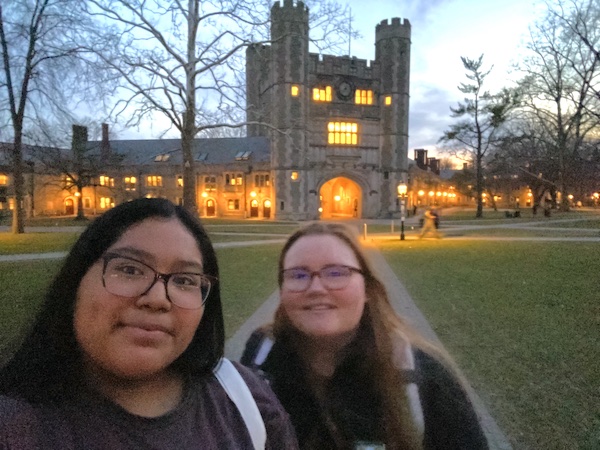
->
xmin=11 ymin=130 xmax=25 ymax=234
xmin=181 ymin=0 xmax=198 ymax=215
xmin=475 ymin=153 xmax=483 ymax=218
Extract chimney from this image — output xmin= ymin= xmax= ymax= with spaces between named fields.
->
xmin=101 ymin=123 xmax=111 ymax=160
xmin=414 ymin=149 xmax=428 ymax=170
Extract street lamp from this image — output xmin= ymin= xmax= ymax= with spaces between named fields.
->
xmin=397 ymin=182 xmax=408 ymax=240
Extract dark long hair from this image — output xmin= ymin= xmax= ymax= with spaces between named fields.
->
xmin=0 ymin=198 xmax=224 ymax=404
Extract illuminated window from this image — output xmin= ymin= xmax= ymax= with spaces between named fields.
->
xmin=385 ymin=96 xmax=392 ymax=105
xmin=227 ymin=199 xmax=240 ymax=210
xmin=0 ymin=174 xmax=7 ymax=185
xmin=291 ymin=172 xmax=299 ymax=181
xmin=124 ymin=176 xmax=137 ymax=191
xmin=291 ymin=85 xmax=299 ymax=97
xmin=177 ymin=175 xmax=183 ymax=187
xmin=225 ymin=173 xmax=243 ymax=186
xmin=204 ymin=176 xmax=216 ymax=191
xmin=327 ymin=122 xmax=359 ymax=145
xmin=99 ymin=175 xmax=114 ymax=187
xmin=146 ymin=175 xmax=162 ymax=187
xmin=100 ymin=197 xmax=114 ymax=209
xmin=255 ymin=174 xmax=270 ymax=187
xmin=312 ymin=86 xmax=332 ymax=102
xmin=355 ymin=89 xmax=373 ymax=105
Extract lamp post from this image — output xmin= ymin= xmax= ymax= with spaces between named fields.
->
xmin=397 ymin=182 xmax=407 ymax=240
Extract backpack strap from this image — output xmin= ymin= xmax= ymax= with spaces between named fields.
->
xmin=214 ymin=358 xmax=266 ymax=450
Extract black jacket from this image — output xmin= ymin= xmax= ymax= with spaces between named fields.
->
xmin=241 ymin=328 xmax=489 ymax=450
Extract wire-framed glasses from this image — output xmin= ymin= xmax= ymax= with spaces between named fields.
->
xmin=101 ymin=252 xmax=216 ymax=309
xmin=281 ymin=264 xmax=364 ymax=292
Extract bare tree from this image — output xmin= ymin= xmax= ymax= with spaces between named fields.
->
xmin=83 ymin=0 xmax=357 ymax=214
xmin=515 ymin=1 xmax=600 ymax=210
xmin=0 ymin=0 xmax=103 ymax=233
xmin=439 ymin=55 xmax=518 ymax=218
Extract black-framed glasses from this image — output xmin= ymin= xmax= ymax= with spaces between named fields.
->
xmin=281 ymin=264 xmax=364 ymax=292
xmin=101 ymin=253 xmax=216 ymax=309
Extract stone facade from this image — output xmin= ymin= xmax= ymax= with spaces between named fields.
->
xmin=247 ymin=0 xmax=411 ymax=219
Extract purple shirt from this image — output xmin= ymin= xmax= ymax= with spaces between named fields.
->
xmin=0 ymin=363 xmax=298 ymax=449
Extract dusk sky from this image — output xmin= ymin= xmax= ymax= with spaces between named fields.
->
xmin=344 ymin=0 xmax=547 ymax=155
xmin=118 ymin=0 xmax=551 ymax=159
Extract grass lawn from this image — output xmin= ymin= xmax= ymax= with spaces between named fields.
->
xmin=0 ymin=232 xmax=80 ymax=254
xmin=379 ymin=240 xmax=600 ymax=450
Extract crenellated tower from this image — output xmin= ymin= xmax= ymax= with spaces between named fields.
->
xmin=269 ymin=0 xmax=310 ymax=219
xmin=376 ymin=18 xmax=411 ymax=215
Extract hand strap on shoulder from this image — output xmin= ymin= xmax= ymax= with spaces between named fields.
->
xmin=214 ymin=358 xmax=266 ymax=450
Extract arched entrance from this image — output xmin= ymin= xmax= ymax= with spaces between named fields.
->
xmin=319 ymin=177 xmax=362 ymax=219
xmin=65 ymin=198 xmax=75 ymax=215
xmin=250 ymin=199 xmax=259 ymax=218
xmin=263 ymin=199 xmax=271 ymax=219
xmin=206 ymin=199 xmax=216 ymax=217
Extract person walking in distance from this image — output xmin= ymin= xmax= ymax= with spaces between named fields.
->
xmin=419 ymin=208 xmax=441 ymax=239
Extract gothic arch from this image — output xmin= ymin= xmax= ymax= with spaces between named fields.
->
xmin=317 ymin=175 xmax=365 ymax=219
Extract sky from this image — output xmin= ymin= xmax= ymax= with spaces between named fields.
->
xmin=344 ymin=0 xmax=548 ymax=156
xmin=118 ymin=0 xmax=550 ymax=159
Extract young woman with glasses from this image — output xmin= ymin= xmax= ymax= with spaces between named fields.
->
xmin=241 ymin=222 xmax=488 ymax=450
xmin=0 ymin=198 xmax=297 ymax=449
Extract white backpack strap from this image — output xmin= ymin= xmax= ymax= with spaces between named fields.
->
xmin=214 ymin=358 xmax=266 ymax=450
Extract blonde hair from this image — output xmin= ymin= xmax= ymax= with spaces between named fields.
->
xmin=273 ymin=222 xmax=455 ymax=449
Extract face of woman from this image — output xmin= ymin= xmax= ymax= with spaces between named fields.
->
xmin=280 ymin=234 xmax=367 ymax=343
xmin=74 ymin=218 xmax=205 ymax=381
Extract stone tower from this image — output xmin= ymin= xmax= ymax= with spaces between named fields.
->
xmin=376 ymin=18 xmax=411 ymax=215
xmin=269 ymin=0 xmax=310 ymax=220
xmin=246 ymin=1 xmax=411 ymax=220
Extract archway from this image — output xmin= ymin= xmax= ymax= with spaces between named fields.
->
xmin=65 ymin=198 xmax=75 ymax=215
xmin=319 ymin=177 xmax=362 ymax=219
xmin=206 ymin=199 xmax=216 ymax=217
xmin=250 ymin=199 xmax=259 ymax=218
xmin=263 ymin=199 xmax=271 ymax=219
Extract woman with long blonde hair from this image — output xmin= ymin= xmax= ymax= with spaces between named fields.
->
xmin=242 ymin=222 xmax=488 ymax=449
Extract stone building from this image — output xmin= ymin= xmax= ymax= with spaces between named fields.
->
xmin=0 ymin=1 xmax=413 ymax=220
xmin=247 ymin=0 xmax=411 ymax=219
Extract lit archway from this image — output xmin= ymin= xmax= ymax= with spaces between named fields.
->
xmin=319 ymin=177 xmax=362 ymax=219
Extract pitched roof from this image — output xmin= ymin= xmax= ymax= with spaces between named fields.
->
xmin=89 ymin=136 xmax=271 ymax=165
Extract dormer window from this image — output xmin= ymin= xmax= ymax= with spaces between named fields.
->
xmin=154 ymin=154 xmax=170 ymax=162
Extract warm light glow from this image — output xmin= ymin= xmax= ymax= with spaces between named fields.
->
xmin=318 ymin=207 xmax=323 ymax=213
xmin=384 ymin=96 xmax=392 ymax=106
xmin=428 ymin=191 xmax=434 ymax=197
xmin=568 ymin=194 xmax=574 ymax=200
xmin=334 ymin=195 xmax=341 ymax=202
xmin=291 ymin=85 xmax=299 ymax=97
xmin=313 ymin=86 xmax=332 ymax=102
xmin=264 ymin=200 xmax=271 ymax=208
xmin=527 ymin=192 xmax=533 ymax=198
xmin=593 ymin=192 xmax=599 ymax=199
xmin=327 ymin=121 xmax=358 ymax=145
xmin=482 ymin=193 xmax=487 ymax=198
xmin=397 ymin=183 xmax=407 ymax=196
xmin=0 ymin=174 xmax=7 ymax=185
xmin=250 ymin=191 xmax=257 ymax=198
xmin=291 ymin=171 xmax=299 ymax=181
xmin=74 ymin=192 xmax=81 ymax=197
xmin=436 ymin=191 xmax=442 ymax=197
xmin=443 ymin=192 xmax=448 ymax=197
xmin=201 ymin=192 xmax=208 ymax=198
xmin=355 ymin=89 xmax=373 ymax=105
